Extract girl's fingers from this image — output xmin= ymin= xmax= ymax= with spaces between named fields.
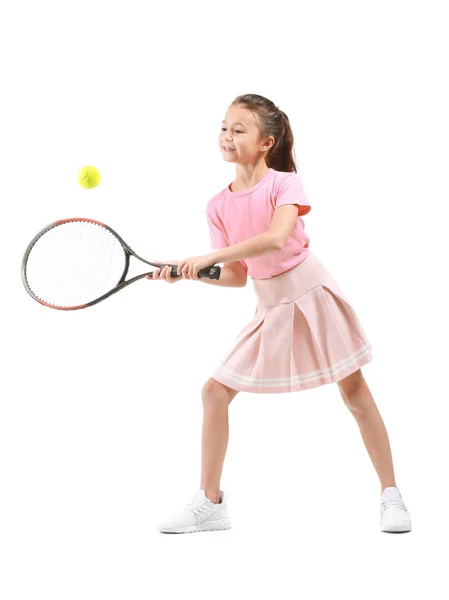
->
xmin=165 ymin=266 xmax=176 ymax=282
xmin=146 ymin=265 xmax=181 ymax=282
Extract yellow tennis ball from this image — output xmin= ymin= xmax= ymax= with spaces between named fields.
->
xmin=77 ymin=166 xmax=101 ymax=189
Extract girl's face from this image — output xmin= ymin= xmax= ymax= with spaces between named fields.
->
xmin=219 ymin=105 xmax=274 ymax=165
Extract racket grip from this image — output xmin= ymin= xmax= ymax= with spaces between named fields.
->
xmin=168 ymin=265 xmax=221 ymax=279
xmin=199 ymin=265 xmax=221 ymax=279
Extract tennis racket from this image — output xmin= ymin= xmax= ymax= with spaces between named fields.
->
xmin=21 ymin=217 xmax=221 ymax=311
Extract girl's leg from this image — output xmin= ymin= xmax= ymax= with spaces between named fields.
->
xmin=337 ymin=369 xmax=397 ymax=493
xmin=200 ymin=378 xmax=239 ymax=504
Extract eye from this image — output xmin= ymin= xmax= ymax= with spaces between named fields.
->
xmin=221 ymin=128 xmax=243 ymax=133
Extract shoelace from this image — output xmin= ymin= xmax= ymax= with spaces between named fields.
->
xmin=186 ymin=500 xmax=214 ymax=516
xmin=381 ymin=498 xmax=408 ymax=513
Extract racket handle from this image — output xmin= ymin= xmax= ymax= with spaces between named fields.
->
xmin=167 ymin=264 xmax=221 ymax=279
xmin=199 ymin=265 xmax=221 ymax=279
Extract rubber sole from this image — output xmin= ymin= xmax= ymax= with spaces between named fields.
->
xmin=158 ymin=518 xmax=232 ymax=534
xmin=380 ymin=522 xmax=412 ymax=532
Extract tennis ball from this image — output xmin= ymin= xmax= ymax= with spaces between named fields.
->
xmin=77 ymin=166 xmax=101 ymax=189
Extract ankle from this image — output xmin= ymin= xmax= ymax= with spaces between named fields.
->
xmin=201 ymin=488 xmax=220 ymax=504
xmin=381 ymin=483 xmax=397 ymax=494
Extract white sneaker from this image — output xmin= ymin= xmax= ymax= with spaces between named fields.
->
xmin=380 ymin=487 xmax=412 ymax=532
xmin=157 ymin=489 xmax=232 ymax=534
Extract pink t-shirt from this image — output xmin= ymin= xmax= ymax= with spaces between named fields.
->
xmin=205 ymin=167 xmax=312 ymax=279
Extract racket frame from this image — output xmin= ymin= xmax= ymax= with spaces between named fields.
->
xmin=21 ymin=217 xmax=221 ymax=310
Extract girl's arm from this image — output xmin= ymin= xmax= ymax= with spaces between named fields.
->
xmin=200 ymin=231 xmax=278 ymax=287
xmin=208 ymin=231 xmax=280 ymax=266
xmin=207 ymin=205 xmax=298 ymax=265
xmin=201 ymin=205 xmax=298 ymax=286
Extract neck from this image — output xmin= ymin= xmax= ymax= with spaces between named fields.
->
xmin=234 ymin=163 xmax=270 ymax=188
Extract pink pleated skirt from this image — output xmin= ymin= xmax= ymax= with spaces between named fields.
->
xmin=211 ymin=251 xmax=373 ymax=394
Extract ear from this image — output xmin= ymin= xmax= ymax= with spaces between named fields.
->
xmin=260 ymin=135 xmax=275 ymax=151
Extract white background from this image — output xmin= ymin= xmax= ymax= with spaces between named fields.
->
xmin=1 ymin=0 xmax=448 ymax=598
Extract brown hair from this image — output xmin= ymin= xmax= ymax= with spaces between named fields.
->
xmin=230 ymin=94 xmax=298 ymax=173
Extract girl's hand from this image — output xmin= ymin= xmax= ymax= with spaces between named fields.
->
xmin=176 ymin=254 xmax=217 ymax=280
xmin=146 ymin=261 xmax=182 ymax=284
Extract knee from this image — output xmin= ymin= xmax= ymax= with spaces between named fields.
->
xmin=202 ymin=378 xmax=236 ymax=410
xmin=337 ymin=369 xmax=368 ymax=414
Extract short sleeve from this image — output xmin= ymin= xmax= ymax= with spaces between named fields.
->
xmin=206 ymin=204 xmax=229 ymax=249
xmin=275 ymin=173 xmax=311 ymax=217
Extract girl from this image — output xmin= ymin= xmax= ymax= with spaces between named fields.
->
xmin=149 ymin=94 xmax=412 ymax=535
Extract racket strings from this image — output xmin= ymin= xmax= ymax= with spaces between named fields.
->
xmin=25 ymin=221 xmax=127 ymax=308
